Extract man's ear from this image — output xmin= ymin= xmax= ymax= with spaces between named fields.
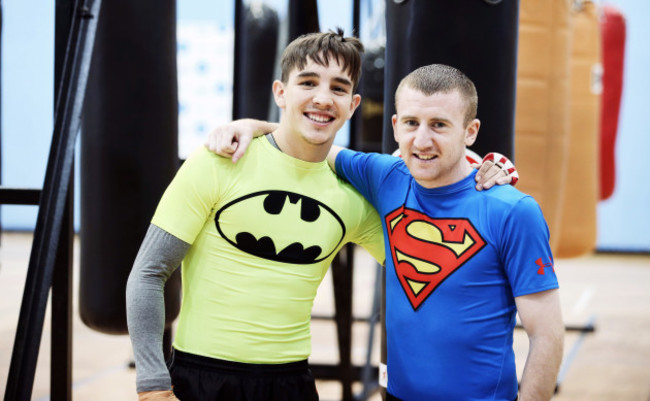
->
xmin=272 ymin=80 xmax=286 ymax=108
xmin=392 ymin=114 xmax=399 ymax=142
xmin=464 ymin=118 xmax=480 ymax=147
xmin=348 ymin=94 xmax=362 ymax=118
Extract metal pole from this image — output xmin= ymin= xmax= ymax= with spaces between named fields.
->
xmin=4 ymin=0 xmax=100 ymax=398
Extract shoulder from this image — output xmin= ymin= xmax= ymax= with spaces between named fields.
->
xmin=478 ymin=186 xmax=547 ymax=230
xmin=337 ymin=149 xmax=400 ymax=169
xmin=337 ymin=149 xmax=410 ymax=180
xmin=184 ymin=145 xmax=230 ymax=167
xmin=481 ymin=184 xmax=537 ymax=207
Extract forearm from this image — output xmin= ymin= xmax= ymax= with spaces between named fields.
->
xmin=243 ymin=118 xmax=278 ymax=136
xmin=516 ymin=290 xmax=565 ymax=401
xmin=126 ymin=224 xmax=190 ymax=392
xmin=327 ymin=144 xmax=345 ymax=172
xmin=518 ymin=331 xmax=564 ymax=400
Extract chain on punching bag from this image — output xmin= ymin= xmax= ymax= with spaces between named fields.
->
xmin=382 ymin=0 xmax=519 ymax=158
xmin=80 ymin=0 xmax=181 ymax=334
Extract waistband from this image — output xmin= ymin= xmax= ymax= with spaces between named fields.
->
xmin=170 ymin=348 xmax=310 ymax=376
xmin=387 ymin=391 xmax=518 ymax=401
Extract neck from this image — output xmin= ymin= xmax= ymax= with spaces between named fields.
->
xmin=271 ymin=127 xmax=332 ymax=163
xmin=415 ymin=160 xmax=474 ymax=189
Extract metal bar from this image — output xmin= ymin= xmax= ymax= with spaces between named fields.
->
xmin=311 ymin=314 xmax=374 ymax=322
xmin=49 ymin=2 xmax=76 ymax=396
xmin=232 ymin=0 xmax=242 ymax=120
xmin=50 ymin=179 xmax=74 ymax=401
xmin=330 ymin=244 xmax=355 ymax=400
xmin=555 ymin=315 xmax=598 ymax=393
xmin=4 ymin=0 xmax=101 ymax=399
xmin=357 ymin=262 xmax=382 ymax=400
xmin=347 ymin=0 xmax=361 ymax=151
xmin=0 ymin=187 xmax=42 ymax=205
xmin=379 ymin=265 xmax=387 ymax=399
xmin=515 ymin=322 xmax=596 ymax=333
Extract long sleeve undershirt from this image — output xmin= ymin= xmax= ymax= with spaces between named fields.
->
xmin=126 ymin=224 xmax=190 ymax=392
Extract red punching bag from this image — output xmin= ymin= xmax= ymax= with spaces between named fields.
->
xmin=599 ymin=5 xmax=626 ymax=200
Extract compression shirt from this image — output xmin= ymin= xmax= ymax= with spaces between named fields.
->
xmin=151 ymin=138 xmax=384 ymax=364
xmin=336 ymin=150 xmax=558 ymax=401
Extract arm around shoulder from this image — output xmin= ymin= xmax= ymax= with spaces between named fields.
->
xmin=327 ymin=144 xmax=346 ymax=172
xmin=205 ymin=119 xmax=279 ymax=162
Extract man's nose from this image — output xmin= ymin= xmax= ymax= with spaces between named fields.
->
xmin=413 ymin=127 xmax=433 ymax=148
xmin=312 ymin=90 xmax=334 ymax=107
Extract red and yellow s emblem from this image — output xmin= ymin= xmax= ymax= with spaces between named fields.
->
xmin=385 ymin=206 xmax=486 ymax=310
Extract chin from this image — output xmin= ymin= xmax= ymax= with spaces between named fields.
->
xmin=304 ymin=130 xmax=336 ymax=144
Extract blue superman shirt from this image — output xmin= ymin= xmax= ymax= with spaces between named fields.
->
xmin=336 ymin=150 xmax=558 ymax=401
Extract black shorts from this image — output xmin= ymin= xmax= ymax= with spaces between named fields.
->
xmin=168 ymin=349 xmax=319 ymax=401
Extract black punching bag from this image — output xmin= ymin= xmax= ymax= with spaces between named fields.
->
xmin=80 ymin=0 xmax=181 ymax=334
xmin=382 ymin=0 xmax=520 ymax=159
xmin=288 ymin=0 xmax=320 ymax=40
xmin=233 ymin=0 xmax=318 ymax=121
xmin=233 ymin=1 xmax=279 ymax=120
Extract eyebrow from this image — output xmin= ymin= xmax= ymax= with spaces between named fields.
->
xmin=296 ymin=71 xmax=352 ymax=88
xmin=399 ymin=115 xmax=452 ymax=125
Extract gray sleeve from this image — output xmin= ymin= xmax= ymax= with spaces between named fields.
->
xmin=126 ymin=224 xmax=190 ymax=392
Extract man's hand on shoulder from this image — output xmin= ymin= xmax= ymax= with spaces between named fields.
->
xmin=138 ymin=390 xmax=180 ymax=401
xmin=471 ymin=152 xmax=519 ymax=190
xmin=204 ymin=119 xmax=278 ymax=163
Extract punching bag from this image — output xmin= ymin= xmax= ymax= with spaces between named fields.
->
xmin=383 ymin=0 xmax=520 ymax=158
xmin=288 ymin=0 xmax=319 ymax=41
xmin=514 ymin=0 xmax=572 ymax=253
xmin=232 ymin=1 xmax=280 ymax=120
xmin=80 ymin=0 xmax=181 ymax=334
xmin=556 ymin=0 xmax=601 ymax=258
xmin=599 ymin=5 xmax=626 ymax=201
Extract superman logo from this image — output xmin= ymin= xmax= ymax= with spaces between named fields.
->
xmin=385 ymin=206 xmax=486 ymax=310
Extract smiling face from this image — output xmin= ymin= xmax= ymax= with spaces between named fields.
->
xmin=272 ymin=55 xmax=361 ymax=162
xmin=392 ymin=86 xmax=479 ymax=189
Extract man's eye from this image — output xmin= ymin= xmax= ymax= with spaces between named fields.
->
xmin=300 ymin=81 xmax=315 ymax=87
xmin=405 ymin=120 xmax=418 ymax=126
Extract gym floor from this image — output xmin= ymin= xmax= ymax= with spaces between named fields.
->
xmin=0 ymin=232 xmax=649 ymax=401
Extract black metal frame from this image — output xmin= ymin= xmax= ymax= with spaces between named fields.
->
xmin=1 ymin=0 xmax=100 ymax=399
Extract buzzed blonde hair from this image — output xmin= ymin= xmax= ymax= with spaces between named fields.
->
xmin=395 ymin=64 xmax=478 ymax=126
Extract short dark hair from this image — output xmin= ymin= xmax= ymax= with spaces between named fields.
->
xmin=280 ymin=28 xmax=364 ymax=92
xmin=395 ymin=64 xmax=478 ymax=126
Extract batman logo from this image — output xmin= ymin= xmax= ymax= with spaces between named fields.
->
xmin=385 ymin=206 xmax=486 ymax=310
xmin=215 ymin=190 xmax=346 ymax=264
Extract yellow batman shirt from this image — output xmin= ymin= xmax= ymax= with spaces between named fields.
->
xmin=151 ymin=138 xmax=384 ymax=363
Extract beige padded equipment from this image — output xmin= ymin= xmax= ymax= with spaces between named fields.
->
xmin=514 ymin=0 xmax=572 ymax=253
xmin=556 ymin=0 xmax=602 ymax=258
